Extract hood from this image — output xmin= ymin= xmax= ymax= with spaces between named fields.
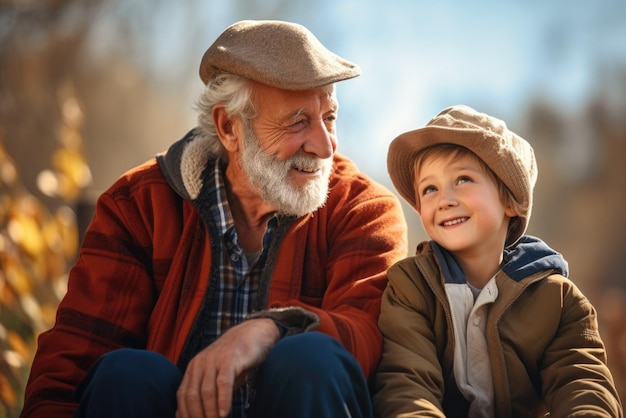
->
xmin=501 ymin=235 xmax=568 ymax=281
xmin=430 ymin=235 xmax=569 ymax=285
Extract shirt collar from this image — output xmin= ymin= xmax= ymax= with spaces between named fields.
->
xmin=210 ymin=159 xmax=236 ymax=239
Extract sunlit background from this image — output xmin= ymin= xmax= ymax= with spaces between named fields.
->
xmin=1 ymin=0 xmax=625 ymax=415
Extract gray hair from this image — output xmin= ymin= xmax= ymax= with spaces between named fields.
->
xmin=195 ymin=72 xmax=256 ymax=158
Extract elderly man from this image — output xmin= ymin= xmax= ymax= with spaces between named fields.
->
xmin=21 ymin=20 xmax=408 ymax=418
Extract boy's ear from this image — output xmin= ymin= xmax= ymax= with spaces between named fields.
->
xmin=505 ymin=206 xmax=517 ymax=217
xmin=213 ymin=104 xmax=240 ymax=152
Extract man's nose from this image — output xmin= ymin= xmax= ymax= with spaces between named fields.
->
xmin=302 ymin=120 xmax=336 ymax=159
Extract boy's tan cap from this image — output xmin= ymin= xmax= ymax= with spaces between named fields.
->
xmin=199 ymin=20 xmax=360 ymax=89
xmin=387 ymin=105 xmax=537 ymax=247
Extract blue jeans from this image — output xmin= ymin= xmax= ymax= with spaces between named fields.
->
xmin=74 ymin=332 xmax=373 ymax=418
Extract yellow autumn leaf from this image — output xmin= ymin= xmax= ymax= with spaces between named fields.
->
xmin=0 ymin=373 xmax=17 ymax=408
xmin=20 ymin=293 xmax=44 ymax=331
xmin=0 ymin=271 xmax=18 ymax=307
xmin=56 ymin=171 xmax=81 ymax=201
xmin=3 ymin=257 xmax=33 ymax=295
xmin=0 ymin=155 xmax=18 ymax=187
xmin=7 ymin=215 xmax=45 ymax=258
xmin=52 ymin=148 xmax=92 ymax=189
xmin=56 ymin=206 xmax=78 ymax=257
xmin=60 ymin=96 xmax=84 ymax=132
xmin=36 ymin=169 xmax=59 ymax=198
xmin=7 ymin=330 xmax=31 ymax=362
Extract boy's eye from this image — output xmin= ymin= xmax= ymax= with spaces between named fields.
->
xmin=457 ymin=176 xmax=472 ymax=185
xmin=422 ymin=185 xmax=437 ymax=195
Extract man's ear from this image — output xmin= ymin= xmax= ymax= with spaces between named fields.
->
xmin=213 ymin=104 xmax=239 ymax=152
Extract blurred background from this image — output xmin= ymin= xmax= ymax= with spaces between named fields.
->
xmin=1 ymin=0 xmax=625 ymax=415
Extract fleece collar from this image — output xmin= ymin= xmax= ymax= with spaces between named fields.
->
xmin=156 ymin=128 xmax=214 ymax=201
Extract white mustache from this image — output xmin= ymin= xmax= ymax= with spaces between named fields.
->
xmin=289 ymin=155 xmax=330 ymax=173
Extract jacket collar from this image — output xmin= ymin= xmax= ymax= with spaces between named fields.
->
xmin=156 ymin=128 xmax=213 ymax=201
xmin=429 ymin=235 xmax=569 ymax=285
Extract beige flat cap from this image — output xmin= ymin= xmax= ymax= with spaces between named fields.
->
xmin=387 ymin=105 xmax=537 ymax=247
xmin=199 ymin=20 xmax=360 ymax=90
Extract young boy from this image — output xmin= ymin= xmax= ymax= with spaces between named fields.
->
xmin=374 ymin=105 xmax=623 ymax=417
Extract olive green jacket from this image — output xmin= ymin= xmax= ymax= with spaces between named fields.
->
xmin=374 ymin=237 xmax=622 ymax=417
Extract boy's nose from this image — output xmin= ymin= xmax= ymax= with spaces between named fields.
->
xmin=438 ymin=188 xmax=458 ymax=209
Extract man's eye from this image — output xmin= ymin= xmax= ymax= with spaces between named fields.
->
xmin=290 ymin=119 xmax=307 ymax=128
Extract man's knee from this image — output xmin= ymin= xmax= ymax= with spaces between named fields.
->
xmin=251 ymin=333 xmax=373 ymax=418
xmin=75 ymin=349 xmax=182 ymax=418
xmin=76 ymin=348 xmax=182 ymax=405
xmin=262 ymin=332 xmax=363 ymax=386
xmin=87 ymin=348 xmax=180 ymax=389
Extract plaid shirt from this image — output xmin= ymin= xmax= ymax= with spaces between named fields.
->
xmin=202 ymin=161 xmax=276 ymax=417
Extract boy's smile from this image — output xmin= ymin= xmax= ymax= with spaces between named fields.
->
xmin=440 ymin=216 xmax=469 ymax=227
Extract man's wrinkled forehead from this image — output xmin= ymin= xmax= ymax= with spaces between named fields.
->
xmin=249 ymin=81 xmax=338 ymax=116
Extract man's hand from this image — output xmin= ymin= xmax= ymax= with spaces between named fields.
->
xmin=175 ymin=318 xmax=281 ymax=418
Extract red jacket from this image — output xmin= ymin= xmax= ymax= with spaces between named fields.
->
xmin=21 ymin=131 xmax=408 ymax=417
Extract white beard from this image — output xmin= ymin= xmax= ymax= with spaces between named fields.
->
xmin=239 ymin=123 xmax=332 ymax=217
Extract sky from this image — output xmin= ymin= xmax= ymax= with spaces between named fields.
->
xmin=87 ymin=0 xmax=626 ymax=176
xmin=327 ymin=1 xmax=626 ymax=172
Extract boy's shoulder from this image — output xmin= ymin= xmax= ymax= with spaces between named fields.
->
xmin=388 ymin=242 xmax=441 ymax=285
